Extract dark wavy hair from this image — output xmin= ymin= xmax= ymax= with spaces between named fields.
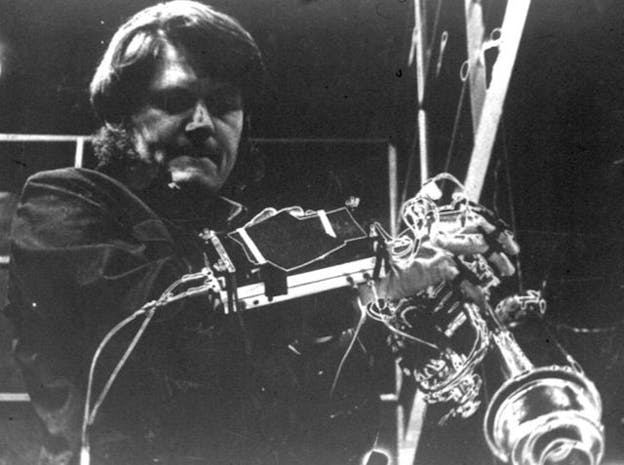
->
xmin=90 ymin=1 xmax=266 ymax=193
xmin=90 ymin=0 xmax=265 ymax=124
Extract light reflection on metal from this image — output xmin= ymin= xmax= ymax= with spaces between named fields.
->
xmin=413 ymin=0 xmax=430 ymax=186
xmin=464 ymin=0 xmax=487 ymax=133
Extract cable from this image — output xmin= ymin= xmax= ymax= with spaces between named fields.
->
xmin=80 ymin=302 xmax=157 ymax=465
xmin=382 ymin=319 xmax=439 ymax=350
xmin=329 ymin=298 xmax=368 ymax=399
xmin=443 ymin=76 xmax=470 ymax=176
xmin=80 ymin=270 xmax=217 ymax=465
xmin=88 ymin=305 xmax=157 ymax=425
xmin=500 ymin=119 xmax=523 ymax=292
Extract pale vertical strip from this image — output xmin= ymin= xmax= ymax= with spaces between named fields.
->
xmin=388 ymin=143 xmax=398 ymax=237
xmin=414 ymin=0 xmax=430 ymax=185
xmin=74 ymin=137 xmax=85 ymax=167
xmin=465 ymin=0 xmax=488 ymax=133
xmin=398 ymin=390 xmax=428 ymax=465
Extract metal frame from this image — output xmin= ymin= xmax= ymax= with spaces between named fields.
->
xmin=0 ymin=134 xmax=398 ymax=229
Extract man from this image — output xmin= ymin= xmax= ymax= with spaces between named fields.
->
xmin=6 ymin=2 xmax=512 ymax=464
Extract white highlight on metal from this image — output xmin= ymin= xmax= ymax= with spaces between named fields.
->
xmin=412 ymin=0 xmax=430 ymax=185
xmin=362 ymin=448 xmax=393 ymax=465
xmin=74 ymin=137 xmax=85 ymax=168
xmin=235 ymin=227 xmax=267 ymax=265
xmin=0 ymin=392 xmax=30 ymax=402
xmin=417 ymin=110 xmax=429 ymax=187
xmin=317 ymin=209 xmax=336 ymax=238
xmin=388 ymin=143 xmax=398 ymax=237
xmin=398 ymin=389 xmax=428 ymax=465
xmin=236 ymin=257 xmax=377 ymax=310
xmin=464 ymin=0 xmax=488 ymax=134
xmin=0 ymin=134 xmax=91 ymax=142
xmin=464 ymin=0 xmax=531 ymax=201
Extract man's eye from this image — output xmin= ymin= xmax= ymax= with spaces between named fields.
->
xmin=151 ymin=89 xmax=196 ymax=114
xmin=210 ymin=93 xmax=243 ymax=115
xmin=208 ymin=95 xmax=243 ymax=115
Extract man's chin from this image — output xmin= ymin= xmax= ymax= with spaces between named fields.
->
xmin=169 ymin=168 xmax=223 ymax=196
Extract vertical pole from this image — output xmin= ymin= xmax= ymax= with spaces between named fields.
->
xmin=388 ymin=142 xmax=399 ymax=237
xmin=398 ymin=390 xmax=428 ymax=465
xmin=413 ymin=0 xmax=430 ymax=186
xmin=464 ymin=0 xmax=488 ymax=133
xmin=74 ymin=137 xmax=85 ymax=168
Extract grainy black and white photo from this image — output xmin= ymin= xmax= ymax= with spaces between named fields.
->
xmin=0 ymin=1 xmax=623 ymax=464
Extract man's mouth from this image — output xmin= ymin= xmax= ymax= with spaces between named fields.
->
xmin=204 ymin=151 xmax=223 ymax=166
xmin=176 ymin=149 xmax=222 ymax=167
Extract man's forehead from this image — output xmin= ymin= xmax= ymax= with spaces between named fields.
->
xmin=149 ymin=43 xmax=240 ymax=94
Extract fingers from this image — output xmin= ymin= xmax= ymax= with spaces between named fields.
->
xmin=463 ymin=212 xmax=520 ymax=257
xmin=432 ymin=233 xmax=489 ymax=255
xmin=487 ymin=251 xmax=515 ymax=277
xmin=429 ymin=203 xmax=520 ymax=278
xmin=430 ymin=232 xmax=516 ymax=277
xmin=422 ymin=250 xmax=460 ymax=283
xmin=385 ymin=249 xmax=458 ymax=299
xmin=497 ymin=230 xmax=520 ymax=256
xmin=437 ymin=206 xmax=520 ymax=257
xmin=434 ymin=236 xmax=514 ymax=276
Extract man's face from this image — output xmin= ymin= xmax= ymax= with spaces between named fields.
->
xmin=129 ymin=42 xmax=244 ymax=195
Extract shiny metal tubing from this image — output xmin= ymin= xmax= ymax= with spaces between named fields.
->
xmin=484 ymin=360 xmax=604 ymax=465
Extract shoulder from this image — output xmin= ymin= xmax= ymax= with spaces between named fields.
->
xmin=18 ymin=167 xmax=161 ymax=227
xmin=25 ymin=167 xmax=130 ymax=195
xmin=22 ymin=167 xmax=146 ymax=208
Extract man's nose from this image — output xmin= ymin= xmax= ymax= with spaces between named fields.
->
xmin=185 ymin=100 xmax=214 ymax=132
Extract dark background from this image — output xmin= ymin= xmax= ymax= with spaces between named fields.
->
xmin=1 ymin=0 xmax=624 ymax=463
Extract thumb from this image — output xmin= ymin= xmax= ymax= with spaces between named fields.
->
xmin=387 ymin=251 xmax=459 ymax=299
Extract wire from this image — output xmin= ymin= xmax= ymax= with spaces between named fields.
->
xmin=80 ymin=270 xmax=217 ymax=465
xmin=329 ymin=298 xmax=368 ymax=399
xmin=88 ymin=305 xmax=157 ymax=425
xmin=366 ymin=299 xmax=440 ymax=350
xmin=500 ymin=119 xmax=523 ymax=292
xmin=80 ymin=302 xmax=156 ymax=465
xmin=382 ymin=319 xmax=439 ymax=350
xmin=443 ymin=76 xmax=470 ymax=176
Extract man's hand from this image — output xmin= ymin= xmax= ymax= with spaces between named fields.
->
xmin=372 ymin=206 xmax=519 ymax=302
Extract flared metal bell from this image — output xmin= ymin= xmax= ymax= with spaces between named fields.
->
xmin=484 ymin=366 xmax=604 ymax=465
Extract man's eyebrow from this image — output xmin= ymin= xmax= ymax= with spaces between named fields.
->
xmin=199 ymin=80 xmax=241 ymax=94
xmin=149 ymin=81 xmax=195 ymax=94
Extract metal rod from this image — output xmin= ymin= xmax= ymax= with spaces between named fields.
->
xmin=0 ymin=134 xmax=388 ymax=145
xmin=388 ymin=142 xmax=399 ymax=236
xmin=417 ymin=110 xmax=429 ymax=185
xmin=251 ymin=137 xmax=388 ymax=144
xmin=464 ymin=0 xmax=531 ymax=201
xmin=0 ymin=134 xmax=92 ymax=142
xmin=464 ymin=0 xmax=488 ymax=134
xmin=413 ymin=0 xmax=430 ymax=185
xmin=74 ymin=137 xmax=85 ymax=168
xmin=0 ymin=393 xmax=30 ymax=402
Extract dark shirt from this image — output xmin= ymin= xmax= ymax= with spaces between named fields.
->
xmin=7 ymin=167 xmax=379 ymax=465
